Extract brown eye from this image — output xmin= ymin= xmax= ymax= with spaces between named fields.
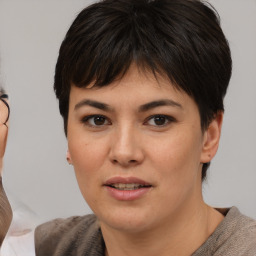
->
xmin=153 ymin=116 xmax=167 ymax=126
xmin=146 ymin=115 xmax=175 ymax=127
xmin=82 ymin=115 xmax=110 ymax=127
xmin=92 ymin=116 xmax=106 ymax=126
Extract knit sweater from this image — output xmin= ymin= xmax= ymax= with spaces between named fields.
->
xmin=35 ymin=207 xmax=256 ymax=256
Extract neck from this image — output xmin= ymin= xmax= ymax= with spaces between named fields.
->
xmin=102 ymin=200 xmax=223 ymax=256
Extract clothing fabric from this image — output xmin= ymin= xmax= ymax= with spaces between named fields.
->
xmin=35 ymin=207 xmax=256 ymax=256
xmin=0 ymin=196 xmax=39 ymax=256
xmin=1 ymin=229 xmax=35 ymax=256
xmin=191 ymin=207 xmax=256 ymax=256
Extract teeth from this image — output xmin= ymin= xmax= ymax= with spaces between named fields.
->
xmin=111 ymin=183 xmax=144 ymax=190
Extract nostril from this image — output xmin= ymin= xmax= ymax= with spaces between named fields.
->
xmin=111 ymin=158 xmax=138 ymax=166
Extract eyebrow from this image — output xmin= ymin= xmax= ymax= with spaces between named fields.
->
xmin=138 ymin=99 xmax=183 ymax=112
xmin=74 ymin=99 xmax=182 ymax=112
xmin=74 ymin=99 xmax=113 ymax=111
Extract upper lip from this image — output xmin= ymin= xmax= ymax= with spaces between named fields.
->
xmin=104 ymin=176 xmax=152 ymax=186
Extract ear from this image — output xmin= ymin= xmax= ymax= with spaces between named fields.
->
xmin=66 ymin=150 xmax=73 ymax=165
xmin=200 ymin=111 xmax=223 ymax=163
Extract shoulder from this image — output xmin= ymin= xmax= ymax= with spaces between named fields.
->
xmin=35 ymin=214 xmax=97 ymax=241
xmin=228 ymin=207 xmax=256 ymax=254
xmin=194 ymin=207 xmax=256 ymax=256
xmin=35 ymin=214 xmax=104 ymax=256
xmin=224 ymin=207 xmax=256 ymax=248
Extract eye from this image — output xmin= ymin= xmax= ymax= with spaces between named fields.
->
xmin=81 ymin=115 xmax=110 ymax=127
xmin=145 ymin=115 xmax=175 ymax=127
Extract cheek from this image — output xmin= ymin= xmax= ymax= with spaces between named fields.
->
xmin=146 ymin=132 xmax=203 ymax=212
xmin=68 ymin=138 xmax=106 ymax=206
xmin=148 ymin=130 xmax=203 ymax=183
xmin=67 ymin=132 xmax=111 ymax=192
xmin=69 ymin=139 xmax=106 ymax=174
xmin=0 ymin=126 xmax=8 ymax=158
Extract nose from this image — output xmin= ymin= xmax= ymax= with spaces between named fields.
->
xmin=109 ymin=125 xmax=144 ymax=167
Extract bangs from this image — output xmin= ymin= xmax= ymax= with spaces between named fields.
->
xmin=68 ymin=6 xmax=176 ymax=89
xmin=55 ymin=0 xmax=231 ymax=138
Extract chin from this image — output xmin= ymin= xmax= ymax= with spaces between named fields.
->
xmin=95 ymin=206 xmax=157 ymax=233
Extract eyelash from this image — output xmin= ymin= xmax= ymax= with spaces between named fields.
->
xmin=80 ymin=115 xmax=111 ymax=127
xmin=80 ymin=114 xmax=176 ymax=128
xmin=144 ymin=115 xmax=176 ymax=127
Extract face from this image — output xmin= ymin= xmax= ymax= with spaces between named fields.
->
xmin=0 ymin=95 xmax=9 ymax=171
xmin=67 ymin=65 xmax=220 ymax=233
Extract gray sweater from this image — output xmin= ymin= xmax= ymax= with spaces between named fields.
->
xmin=35 ymin=207 xmax=256 ymax=255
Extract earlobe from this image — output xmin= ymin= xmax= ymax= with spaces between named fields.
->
xmin=66 ymin=150 xmax=73 ymax=165
xmin=200 ymin=111 xmax=223 ymax=163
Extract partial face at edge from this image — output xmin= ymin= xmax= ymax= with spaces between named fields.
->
xmin=0 ymin=97 xmax=9 ymax=171
xmin=66 ymin=65 xmax=222 ymax=232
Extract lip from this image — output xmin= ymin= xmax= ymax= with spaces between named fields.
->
xmin=104 ymin=176 xmax=151 ymax=186
xmin=103 ymin=176 xmax=152 ymax=201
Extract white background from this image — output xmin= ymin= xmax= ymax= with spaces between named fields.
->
xmin=0 ymin=0 xmax=255 ymax=223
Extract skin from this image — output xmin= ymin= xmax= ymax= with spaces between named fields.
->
xmin=0 ymin=97 xmax=12 ymax=246
xmin=0 ymin=98 xmax=9 ymax=170
xmin=67 ymin=65 xmax=224 ymax=256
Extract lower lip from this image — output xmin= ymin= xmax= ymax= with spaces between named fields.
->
xmin=105 ymin=186 xmax=151 ymax=201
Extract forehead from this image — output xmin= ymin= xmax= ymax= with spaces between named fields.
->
xmin=71 ymin=64 xmax=189 ymax=102
xmin=69 ymin=65 xmax=200 ymax=119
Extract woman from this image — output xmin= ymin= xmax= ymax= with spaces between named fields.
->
xmin=0 ymin=89 xmax=12 ymax=247
xmin=35 ymin=0 xmax=256 ymax=255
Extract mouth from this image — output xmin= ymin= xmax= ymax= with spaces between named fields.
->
xmin=103 ymin=177 xmax=152 ymax=201
xmin=106 ymin=183 xmax=152 ymax=191
xmin=104 ymin=176 xmax=152 ymax=190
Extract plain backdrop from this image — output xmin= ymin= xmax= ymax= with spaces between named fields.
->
xmin=0 ymin=0 xmax=255 ymax=223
